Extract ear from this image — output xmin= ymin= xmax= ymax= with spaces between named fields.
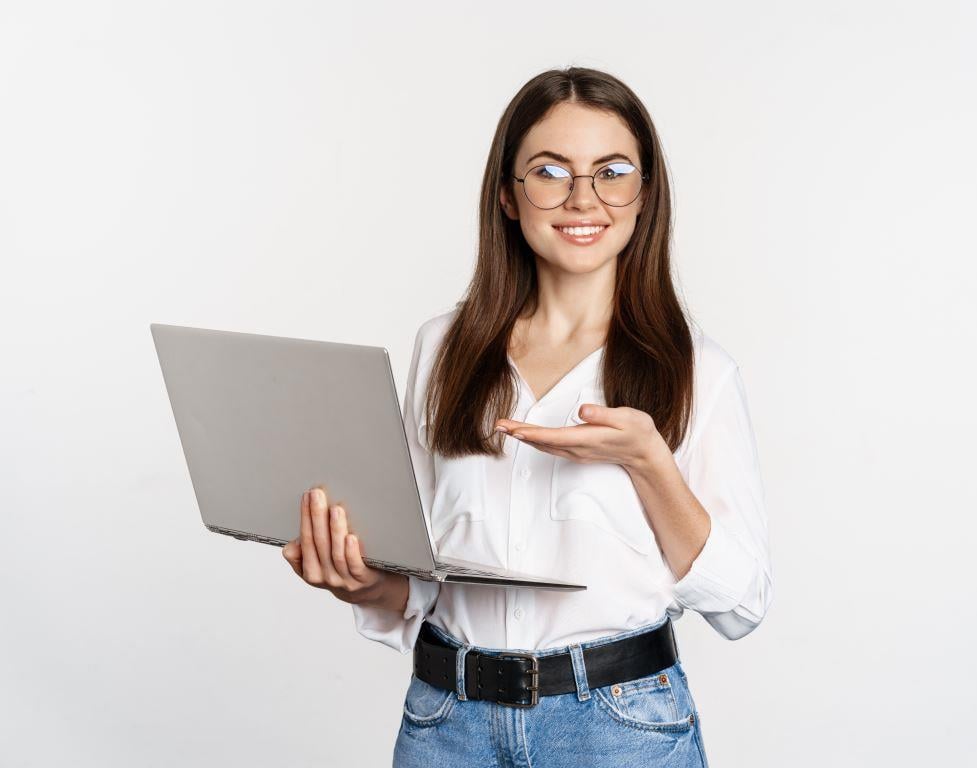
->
xmin=499 ymin=181 xmax=519 ymax=221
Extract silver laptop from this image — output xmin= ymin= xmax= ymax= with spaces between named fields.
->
xmin=150 ymin=323 xmax=586 ymax=591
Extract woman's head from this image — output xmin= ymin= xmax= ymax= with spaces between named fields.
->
xmin=499 ymin=101 xmax=647 ymax=279
xmin=425 ymin=67 xmax=694 ymax=459
xmin=493 ymin=73 xmax=665 ymax=284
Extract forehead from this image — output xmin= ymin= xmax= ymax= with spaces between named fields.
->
xmin=516 ymin=102 xmax=640 ymax=166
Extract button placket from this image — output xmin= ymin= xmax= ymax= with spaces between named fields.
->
xmin=506 ymin=399 xmax=540 ymax=646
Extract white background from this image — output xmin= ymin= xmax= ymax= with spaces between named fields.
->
xmin=1 ymin=1 xmax=974 ymax=765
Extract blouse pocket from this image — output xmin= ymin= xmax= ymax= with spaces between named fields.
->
xmin=550 ymin=389 xmax=656 ymax=556
xmin=430 ymin=450 xmax=488 ymax=548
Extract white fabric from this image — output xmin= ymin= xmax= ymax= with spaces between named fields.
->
xmin=350 ymin=308 xmax=773 ymax=654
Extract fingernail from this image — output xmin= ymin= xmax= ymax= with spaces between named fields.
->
xmin=495 ymin=425 xmax=509 ymax=433
xmin=512 ymin=433 xmax=524 ymax=440
xmin=330 ymin=506 xmax=339 ymax=520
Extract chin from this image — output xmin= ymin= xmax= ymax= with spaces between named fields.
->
xmin=551 ymin=251 xmax=616 ymax=274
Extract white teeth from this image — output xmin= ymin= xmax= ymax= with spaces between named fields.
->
xmin=558 ymin=225 xmax=605 ymax=236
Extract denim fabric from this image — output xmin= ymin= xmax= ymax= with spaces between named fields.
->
xmin=393 ymin=614 xmax=710 ymax=767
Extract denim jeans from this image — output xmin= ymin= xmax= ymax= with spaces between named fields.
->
xmin=393 ymin=614 xmax=710 ymax=767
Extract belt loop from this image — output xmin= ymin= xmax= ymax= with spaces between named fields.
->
xmin=568 ymin=643 xmax=590 ymax=701
xmin=456 ymin=644 xmax=472 ymax=701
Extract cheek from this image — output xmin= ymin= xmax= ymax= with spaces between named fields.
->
xmin=610 ymin=218 xmax=638 ymax=245
xmin=519 ymin=213 xmax=554 ymax=244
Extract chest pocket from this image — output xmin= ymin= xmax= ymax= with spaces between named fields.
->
xmin=549 ymin=387 xmax=656 ymax=556
xmin=428 ymin=442 xmax=488 ymax=548
xmin=418 ymin=411 xmax=489 ymax=552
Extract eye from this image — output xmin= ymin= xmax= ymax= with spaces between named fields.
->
xmin=531 ymin=164 xmax=570 ymax=180
xmin=597 ymin=162 xmax=636 ymax=181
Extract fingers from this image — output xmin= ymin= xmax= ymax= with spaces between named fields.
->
xmin=307 ymin=486 xmax=342 ymax=586
xmin=286 ymin=486 xmax=375 ymax=593
xmin=300 ymin=487 xmax=327 ymax=584
xmin=327 ymin=502 xmax=352 ymax=581
xmin=345 ymin=531 xmax=371 ymax=582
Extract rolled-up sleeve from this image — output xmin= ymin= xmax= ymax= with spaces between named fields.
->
xmin=669 ymin=364 xmax=773 ymax=641
xmin=349 ymin=323 xmax=441 ymax=654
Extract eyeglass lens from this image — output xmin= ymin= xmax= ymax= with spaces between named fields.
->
xmin=522 ymin=163 xmax=643 ymax=208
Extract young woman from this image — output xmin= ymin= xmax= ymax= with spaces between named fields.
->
xmin=283 ymin=66 xmax=772 ymax=767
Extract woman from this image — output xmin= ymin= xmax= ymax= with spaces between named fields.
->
xmin=283 ymin=66 xmax=772 ymax=767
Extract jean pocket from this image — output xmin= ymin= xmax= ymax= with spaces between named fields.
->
xmin=402 ymin=673 xmax=457 ymax=729
xmin=673 ymin=659 xmax=700 ymax=716
xmin=592 ymin=663 xmax=695 ymax=732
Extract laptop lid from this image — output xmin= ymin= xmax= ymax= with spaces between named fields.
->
xmin=150 ymin=323 xmax=438 ymax=573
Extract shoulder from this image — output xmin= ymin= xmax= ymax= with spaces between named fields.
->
xmin=414 ymin=304 xmax=461 ymax=357
xmin=677 ymin=323 xmax=742 ymax=454
xmin=691 ymin=324 xmax=739 ymax=393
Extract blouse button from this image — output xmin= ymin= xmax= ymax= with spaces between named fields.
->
xmin=515 ymin=542 xmax=524 ymax=552
xmin=520 ymin=468 xmax=531 ymax=479
xmin=514 ymin=608 xmax=524 ymax=619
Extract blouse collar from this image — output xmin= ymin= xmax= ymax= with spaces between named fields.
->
xmin=507 ymin=345 xmax=605 ymax=407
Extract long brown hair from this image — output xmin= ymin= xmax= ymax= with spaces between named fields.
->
xmin=425 ymin=66 xmax=695 ymax=459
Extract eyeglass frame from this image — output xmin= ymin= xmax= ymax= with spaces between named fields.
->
xmin=509 ymin=162 xmax=651 ymax=210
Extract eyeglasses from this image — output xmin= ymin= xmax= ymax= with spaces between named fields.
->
xmin=511 ymin=162 xmax=649 ymax=210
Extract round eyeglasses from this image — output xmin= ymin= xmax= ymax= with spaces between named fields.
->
xmin=511 ymin=162 xmax=650 ymax=210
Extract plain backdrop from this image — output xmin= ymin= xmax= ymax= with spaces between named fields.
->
xmin=1 ymin=1 xmax=974 ymax=766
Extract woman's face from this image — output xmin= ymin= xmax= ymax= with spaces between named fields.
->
xmin=500 ymin=101 xmax=647 ymax=275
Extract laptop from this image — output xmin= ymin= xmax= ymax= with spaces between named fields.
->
xmin=150 ymin=323 xmax=586 ymax=591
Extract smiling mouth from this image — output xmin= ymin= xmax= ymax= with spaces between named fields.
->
xmin=554 ymin=225 xmax=607 ymax=236
xmin=552 ymin=224 xmax=609 ymax=245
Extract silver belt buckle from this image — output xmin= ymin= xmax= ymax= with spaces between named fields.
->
xmin=498 ymin=652 xmax=540 ymax=708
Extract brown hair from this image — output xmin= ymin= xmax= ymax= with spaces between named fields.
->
xmin=425 ymin=66 xmax=695 ymax=458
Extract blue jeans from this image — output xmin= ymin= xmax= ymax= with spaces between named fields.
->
xmin=393 ymin=614 xmax=710 ymax=767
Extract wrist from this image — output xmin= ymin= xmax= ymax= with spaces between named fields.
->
xmin=360 ymin=571 xmax=409 ymax=613
xmin=624 ymin=435 xmax=675 ymax=479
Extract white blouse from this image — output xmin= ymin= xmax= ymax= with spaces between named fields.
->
xmin=351 ymin=308 xmax=773 ymax=654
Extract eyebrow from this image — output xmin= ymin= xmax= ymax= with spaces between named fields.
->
xmin=524 ymin=150 xmax=634 ymax=167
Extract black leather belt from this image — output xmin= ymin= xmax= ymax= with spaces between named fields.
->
xmin=413 ymin=618 xmax=678 ymax=708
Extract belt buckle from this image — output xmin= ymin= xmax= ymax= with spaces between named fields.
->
xmin=497 ymin=652 xmax=540 ymax=708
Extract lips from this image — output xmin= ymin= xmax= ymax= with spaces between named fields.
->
xmin=552 ymin=224 xmax=609 ymax=246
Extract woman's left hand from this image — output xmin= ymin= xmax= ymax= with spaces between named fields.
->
xmin=495 ymin=404 xmax=671 ymax=473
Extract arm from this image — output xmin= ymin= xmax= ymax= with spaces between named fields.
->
xmin=625 ymin=364 xmax=773 ymax=640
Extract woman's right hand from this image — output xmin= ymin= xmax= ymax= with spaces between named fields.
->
xmin=281 ymin=485 xmax=392 ymax=606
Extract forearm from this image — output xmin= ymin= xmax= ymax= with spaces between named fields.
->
xmin=623 ymin=440 xmax=711 ymax=582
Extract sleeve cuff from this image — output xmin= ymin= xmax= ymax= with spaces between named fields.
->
xmin=350 ymin=575 xmax=441 ymax=655
xmin=670 ymin=514 xmax=758 ymax=615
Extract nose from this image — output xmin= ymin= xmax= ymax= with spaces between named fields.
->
xmin=565 ymin=176 xmax=601 ymax=209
